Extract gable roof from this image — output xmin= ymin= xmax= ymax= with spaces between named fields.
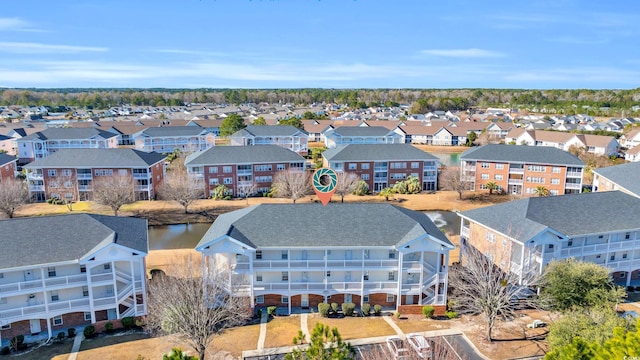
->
xmin=0 ymin=214 xmax=148 ymax=269
xmin=21 ymin=128 xmax=118 ymax=141
xmin=197 ymin=203 xmax=451 ymax=249
xmin=323 ymin=144 xmax=438 ymax=162
xmin=0 ymin=153 xmax=17 ymax=166
xmin=24 ymin=148 xmax=166 ymax=168
xmin=460 ymin=191 xmax=640 ymax=239
xmin=234 ymin=125 xmax=308 ymax=137
xmin=330 ymin=126 xmax=397 ymax=137
xmin=460 ymin=144 xmax=584 ymax=166
xmin=185 ymin=145 xmax=305 ymax=166
xmin=593 ymin=162 xmax=640 ymax=197
xmin=140 ymin=126 xmax=209 ymax=137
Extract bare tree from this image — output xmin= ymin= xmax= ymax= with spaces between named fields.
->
xmin=0 ymin=179 xmax=29 ymax=218
xmin=237 ymin=182 xmax=257 ymax=204
xmin=47 ymin=173 xmax=76 ymax=212
xmin=271 ymin=169 xmax=311 ymax=203
xmin=159 ymin=163 xmax=204 ymax=214
xmin=449 ymin=246 xmax=540 ymax=342
xmin=335 ymin=172 xmax=359 ymax=203
xmin=476 ymin=131 xmax=501 ymax=146
xmin=145 ymin=255 xmax=252 ymax=360
xmin=439 ymin=167 xmax=471 ymax=200
xmin=93 ymin=175 xmax=135 ymax=216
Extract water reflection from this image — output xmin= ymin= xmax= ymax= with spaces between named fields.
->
xmin=425 ymin=211 xmax=460 ymax=235
xmin=148 ymin=223 xmax=211 ymax=250
xmin=431 ymin=152 xmax=461 ymax=167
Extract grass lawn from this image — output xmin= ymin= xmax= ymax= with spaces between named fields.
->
xmin=9 ymin=340 xmax=74 ymax=360
xmin=307 ymin=315 xmax=396 ymax=340
xmin=210 ymin=323 xmax=261 ymax=357
xmin=393 ymin=315 xmax=459 ymax=333
xmin=264 ymin=315 xmax=302 ymax=349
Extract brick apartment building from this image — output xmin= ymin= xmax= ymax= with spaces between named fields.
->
xmin=460 ymin=144 xmax=585 ymax=196
xmin=23 ymin=149 xmax=166 ymax=202
xmin=0 ymin=154 xmax=17 ymax=182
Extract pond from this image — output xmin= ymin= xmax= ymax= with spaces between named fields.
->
xmin=431 ymin=152 xmax=461 ymax=167
xmin=147 ymin=211 xmax=460 ymax=251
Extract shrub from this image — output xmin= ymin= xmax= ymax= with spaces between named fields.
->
xmin=10 ymin=335 xmax=25 ymax=351
xmin=163 ymin=347 xmax=197 ymax=360
xmin=83 ymin=325 xmax=95 ymax=339
xmin=422 ymin=305 xmax=435 ymax=319
xmin=67 ymin=328 xmax=76 ymax=338
xmin=342 ymin=302 xmax=355 ymax=316
xmin=446 ymin=311 xmax=458 ymax=319
xmin=256 ymin=309 xmax=263 ymax=318
xmin=104 ymin=322 xmax=114 ymax=333
xmin=373 ymin=304 xmax=382 ymax=315
xmin=57 ymin=332 xmax=65 ymax=341
xmin=267 ymin=306 xmax=277 ymax=316
xmin=318 ymin=303 xmax=331 ymax=317
xmin=394 ymin=311 xmax=401 ymax=318
xmin=121 ymin=317 xmax=135 ymax=329
xmin=361 ymin=303 xmax=371 ymax=316
xmin=331 ymin=302 xmax=339 ymax=314
xmin=0 ymin=346 xmax=10 ymax=355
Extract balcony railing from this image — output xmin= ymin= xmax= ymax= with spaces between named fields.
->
xmin=0 ymin=279 xmax=44 ymax=294
xmin=132 ymin=173 xmax=150 ymax=179
xmin=135 ymin=185 xmax=150 ymax=191
xmin=0 ymin=273 xmax=88 ymax=295
xmin=566 ymin=171 xmax=582 ymax=177
xmin=27 ymin=173 xmax=43 ymax=180
xmin=559 ymin=243 xmax=609 ymax=257
xmin=565 ymin=183 xmax=581 ymax=190
xmin=508 ymin=179 xmax=523 ymax=185
xmin=48 ymin=298 xmax=90 ymax=312
xmin=508 ymin=168 xmax=524 ymax=174
xmin=363 ymin=281 xmax=397 ymax=290
xmin=91 ymin=272 xmax=114 ymax=283
xmin=45 ymin=274 xmax=86 ymax=288
xmin=461 ymin=226 xmax=470 ymax=237
xmin=77 ymin=173 xmax=92 ymax=180
xmin=28 ymin=185 xmax=44 ymax=191
xmin=93 ymin=296 xmax=116 ymax=307
xmin=289 ymin=260 xmax=326 ymax=268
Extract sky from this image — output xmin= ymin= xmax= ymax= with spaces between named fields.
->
xmin=1 ymin=0 xmax=639 ymax=89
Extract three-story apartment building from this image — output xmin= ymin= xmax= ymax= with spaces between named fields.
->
xmin=0 ymin=214 xmax=148 ymax=345
xmin=0 ymin=154 xmax=17 ymax=182
xmin=458 ymin=191 xmax=640 ymax=286
xmin=23 ymin=149 xmax=166 ymax=202
xmin=185 ymin=145 xmax=306 ymax=197
xmin=460 ymin=144 xmax=585 ymax=196
xmin=196 ymin=203 xmax=454 ymax=315
xmin=230 ymin=125 xmax=309 ymax=156
xmin=323 ymin=126 xmax=405 ymax=148
xmin=322 ymin=144 xmax=439 ymax=192
xmin=17 ymin=128 xmax=119 ymax=163
xmin=592 ymin=161 xmax=640 ymax=198
xmin=133 ymin=126 xmax=215 ymax=153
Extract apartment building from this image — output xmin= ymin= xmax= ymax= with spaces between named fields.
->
xmin=23 ymin=149 xmax=166 ymax=202
xmin=592 ymin=162 xmax=640 ymax=198
xmin=0 ymin=154 xmax=17 ymax=182
xmin=230 ymin=125 xmax=309 ymax=156
xmin=0 ymin=214 xmax=148 ymax=345
xmin=322 ymin=144 xmax=439 ymax=192
xmin=323 ymin=126 xmax=405 ymax=148
xmin=506 ymin=129 xmax=619 ymax=156
xmin=460 ymin=144 xmax=585 ymax=196
xmin=133 ymin=126 xmax=215 ymax=153
xmin=196 ymin=203 xmax=454 ymax=314
xmin=458 ymin=191 xmax=640 ymax=286
xmin=16 ymin=128 xmax=119 ymax=163
xmin=185 ymin=145 xmax=306 ymax=197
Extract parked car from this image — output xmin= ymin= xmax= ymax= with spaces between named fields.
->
xmin=527 ymin=319 xmax=547 ymax=328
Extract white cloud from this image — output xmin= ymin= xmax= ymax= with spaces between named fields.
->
xmin=420 ymin=48 xmax=505 ymax=58
xmin=0 ymin=18 xmax=41 ymax=32
xmin=0 ymin=42 xmax=108 ymax=54
xmin=151 ymin=49 xmax=228 ymax=57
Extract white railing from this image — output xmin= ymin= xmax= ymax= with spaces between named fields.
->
xmin=135 ymin=185 xmax=150 ymax=191
xmin=289 ymin=260 xmax=326 ymax=268
xmin=45 ymin=274 xmax=86 ymax=287
xmin=0 ymin=279 xmax=43 ymax=294
xmin=565 ymin=183 xmax=581 ymax=190
xmin=132 ymin=173 xmax=150 ymax=179
xmin=232 ymin=262 xmax=250 ymax=271
xmin=327 ymin=260 xmax=367 ymax=267
xmin=510 ymin=262 xmax=522 ymax=276
xmin=28 ymin=185 xmax=44 ymax=191
xmin=27 ymin=173 xmax=44 ymax=180
xmin=559 ymin=243 xmax=609 ymax=257
xmin=0 ymin=304 xmax=46 ymax=320
xmin=115 ymin=270 xmax=132 ymax=282
xmin=606 ymin=258 xmax=640 ymax=270
xmin=91 ymin=272 xmax=114 ymax=283
xmin=121 ymin=307 xmax=136 ymax=318
xmin=508 ymin=179 xmax=523 ymax=185
xmin=77 ymin=173 xmax=92 ymax=180
xmin=93 ymin=296 xmax=116 ymax=307
xmin=48 ymin=298 xmax=90 ymax=311
xmin=608 ymin=239 xmax=640 ymax=251
xmin=78 ymin=185 xmax=92 ymax=191
xmin=290 ymin=282 xmax=326 ymax=291
xmin=253 ymin=260 xmax=289 ymax=269
xmin=363 ymin=259 xmax=398 ymax=267
xmin=461 ymin=226 xmax=470 ymax=237
xmin=402 ymin=261 xmax=422 ymax=271
xmin=236 ymin=170 xmax=252 ymax=176
xmin=566 ymin=171 xmax=582 ymax=177
xmin=508 ymin=168 xmax=524 ymax=174
xmin=422 ymin=261 xmax=436 ymax=273
xmin=117 ymin=284 xmax=133 ymax=302
xmin=363 ymin=281 xmax=397 ymax=290
xmin=328 ymin=282 xmax=362 ymax=291
xmin=423 ymin=273 xmax=438 ymax=287
xmin=136 ymin=304 xmax=145 ymax=314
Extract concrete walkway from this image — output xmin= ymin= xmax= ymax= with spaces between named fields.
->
xmin=256 ymin=311 xmax=269 ymax=350
xmin=382 ymin=315 xmax=405 ymax=337
xmin=300 ymin=313 xmax=311 ymax=342
xmin=67 ymin=333 xmax=84 ymax=360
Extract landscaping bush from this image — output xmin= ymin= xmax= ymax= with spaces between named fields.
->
xmin=267 ymin=306 xmax=277 ymax=316
xmin=331 ymin=302 xmax=339 ymax=314
xmin=636 ymin=286 xmax=640 ymax=292
xmin=394 ymin=311 xmax=401 ymax=319
xmin=373 ymin=304 xmax=382 ymax=315
xmin=422 ymin=305 xmax=435 ymax=319
xmin=10 ymin=335 xmax=25 ymax=351
xmin=342 ymin=302 xmax=356 ymax=316
xmin=446 ymin=311 xmax=458 ymax=319
xmin=67 ymin=328 xmax=76 ymax=338
xmin=121 ymin=317 xmax=135 ymax=329
xmin=104 ymin=322 xmax=114 ymax=333
xmin=56 ymin=332 xmax=65 ymax=342
xmin=627 ymin=286 xmax=635 ymax=292
xmin=318 ymin=303 xmax=331 ymax=317
xmin=256 ymin=309 xmax=263 ymax=318
xmin=0 ymin=346 xmax=10 ymax=355
xmin=361 ymin=303 xmax=371 ymax=316
xmin=83 ymin=325 xmax=95 ymax=339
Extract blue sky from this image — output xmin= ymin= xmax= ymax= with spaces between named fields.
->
xmin=1 ymin=0 xmax=639 ymax=89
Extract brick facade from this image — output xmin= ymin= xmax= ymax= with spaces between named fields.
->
xmin=0 ymin=312 xmax=90 ymax=340
xmin=0 ymin=160 xmax=16 ymax=182
xmin=398 ymin=305 xmax=447 ymax=316
xmin=254 ymin=292 xmax=398 ymax=309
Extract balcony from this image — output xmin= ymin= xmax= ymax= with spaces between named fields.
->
xmin=77 ymin=173 xmax=92 ymax=180
xmin=363 ymin=281 xmax=397 ymax=291
xmin=559 ymin=243 xmax=609 ymax=258
xmin=253 ymin=260 xmax=289 ymax=269
xmin=44 ymin=274 xmax=87 ymax=288
xmin=566 ymin=171 xmax=582 ymax=178
xmin=328 ymin=281 xmax=362 ymax=291
xmin=237 ymin=170 xmax=252 ymax=176
xmin=28 ymin=185 xmax=44 ymax=191
xmin=461 ymin=226 xmax=470 ymax=237
xmin=93 ymin=296 xmax=116 ymax=307
xmin=78 ymin=185 xmax=92 ymax=191
xmin=27 ymin=173 xmax=43 ymax=180
xmin=0 ymin=273 xmax=87 ymax=296
xmin=132 ymin=173 xmax=150 ymax=179
xmin=565 ymin=183 xmax=581 ymax=190
xmin=508 ymin=167 xmax=524 ymax=174
xmin=289 ymin=260 xmax=326 ymax=268
xmin=508 ymin=179 xmax=523 ymax=185
xmin=47 ymin=298 xmax=90 ymax=312
xmin=90 ymin=272 xmax=114 ymax=284
xmin=290 ymin=282 xmax=326 ymax=291
xmin=135 ymin=185 xmax=150 ymax=191
xmin=374 ymin=167 xmax=387 ymax=172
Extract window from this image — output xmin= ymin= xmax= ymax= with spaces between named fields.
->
xmin=256 ymin=295 xmax=264 ymax=304
xmin=495 ymin=163 xmax=504 ymax=170
xmin=568 ymin=241 xmax=573 ymax=247
xmin=598 ymin=235 xmax=604 ymax=239
xmin=344 ymin=294 xmax=352 ymax=303
xmin=502 ymin=239 xmax=507 ymax=247
xmin=361 ymin=174 xmax=370 ymax=180
xmin=104 ymin=263 xmax=111 ymax=270
xmin=1 ymin=324 xmax=10 ymax=330
xmin=327 ymin=250 xmax=332 ymax=255
xmin=363 ymin=295 xmax=370 ymax=303
xmin=0 ymin=297 xmax=6 ymax=304
xmin=481 ymin=162 xmax=490 ymax=169
xmin=610 ymin=255 xmax=615 ymax=261
xmin=386 ymin=294 xmax=394 ymax=303
xmin=361 ymin=163 xmax=370 ymax=170
xmin=255 ymin=176 xmax=272 ymax=183
xmin=623 ymin=253 xmax=628 ymax=259
xmin=411 ymin=162 xmax=420 ymax=169
xmin=209 ymin=178 xmax=219 ymax=185
xmin=388 ymin=272 xmax=395 ymax=281
xmin=223 ymin=166 xmax=232 ymax=173
xmin=118 ymin=169 xmax=128 ymax=176
xmin=256 ymin=273 xmax=262 ymax=282
xmin=61 ymin=169 xmax=72 ymax=176
xmin=82 ymin=286 xmax=89 ymax=297
xmin=551 ymin=178 xmax=560 ymax=185
xmin=526 ymin=176 xmax=545 ymax=184
xmin=527 ymin=165 xmax=547 ymax=172
xmin=550 ymin=190 xmax=559 ymax=196
xmin=276 ymin=164 xmax=286 ymax=171
xmin=255 ymin=165 xmax=272 ymax=172
xmin=282 ymin=296 xmax=289 ymax=304
xmin=494 ymin=174 xmax=503 ymax=180
xmin=348 ymin=163 xmax=357 ymax=170
xmin=388 ymin=250 xmax=396 ymax=259
xmin=282 ymin=272 xmax=288 ymax=281
xmin=626 ymin=232 xmax=631 ymax=240
xmin=548 ymin=244 xmax=554 ymax=249
xmin=363 ymin=271 xmax=369 ymax=281
xmin=485 ymin=232 xmax=495 ymax=243
xmin=209 ymin=167 xmax=218 ymax=174
xmin=84 ymin=312 xmax=91 ymax=321
xmin=255 ymin=251 xmax=262 ymax=260
xmin=281 ymin=251 xmax=288 ymax=260
xmin=64 ymin=181 xmax=73 ymax=188
xmin=51 ymin=291 xmax=59 ymax=302
xmin=223 ymin=177 xmax=233 ymax=184
xmin=48 ymin=169 xmax=57 ymax=177
xmin=326 ymin=271 xmax=331 ymax=277
xmin=53 ymin=315 xmax=63 ymax=326
xmin=552 ymin=167 xmax=561 ymax=174
xmin=48 ymin=267 xmax=56 ymax=277
xmin=481 ymin=174 xmax=489 ymax=180
xmin=390 ymin=162 xmax=407 ymax=169
xmin=94 ymin=169 xmax=113 ymax=177
xmin=0 ymin=273 xmax=3 ymax=279
xmin=390 ymin=173 xmax=406 ymax=180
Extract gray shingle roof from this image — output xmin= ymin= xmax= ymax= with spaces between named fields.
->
xmin=460 ymin=144 xmax=585 ymax=166
xmin=21 ymin=128 xmax=118 ymax=140
xmin=323 ymin=144 xmax=438 ymax=162
xmin=235 ymin=125 xmax=308 ymax=137
xmin=331 ymin=126 xmax=395 ymax=136
xmin=0 ymin=214 xmax=148 ymax=269
xmin=141 ymin=126 xmax=209 ymax=137
xmin=0 ymin=153 xmax=17 ymax=166
xmin=23 ymin=149 xmax=166 ymax=168
xmin=459 ymin=191 xmax=640 ymax=239
xmin=185 ymin=145 xmax=305 ymax=166
xmin=592 ymin=162 xmax=640 ymax=197
xmin=197 ymin=203 xmax=452 ymax=249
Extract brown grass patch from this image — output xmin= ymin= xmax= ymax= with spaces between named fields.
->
xmin=393 ymin=315 xmax=460 ymax=333
xmin=14 ymin=340 xmax=74 ymax=360
xmin=307 ymin=316 xmax=396 ymax=340
xmin=210 ymin=323 xmax=261 ymax=357
xmin=264 ymin=315 xmax=302 ymax=348
xmin=75 ymin=333 xmax=172 ymax=360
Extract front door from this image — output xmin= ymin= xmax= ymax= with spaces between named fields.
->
xmin=405 ymin=295 xmax=414 ymax=305
xmin=301 ymin=294 xmax=309 ymax=308
xmin=107 ymin=308 xmax=117 ymax=320
xmin=29 ymin=319 xmax=41 ymax=334
xmin=24 ymin=270 xmax=35 ymax=281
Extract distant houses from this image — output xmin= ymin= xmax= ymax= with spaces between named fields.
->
xmin=505 ymin=129 xmax=619 ymax=156
xmin=230 ymin=125 xmax=309 ymax=156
